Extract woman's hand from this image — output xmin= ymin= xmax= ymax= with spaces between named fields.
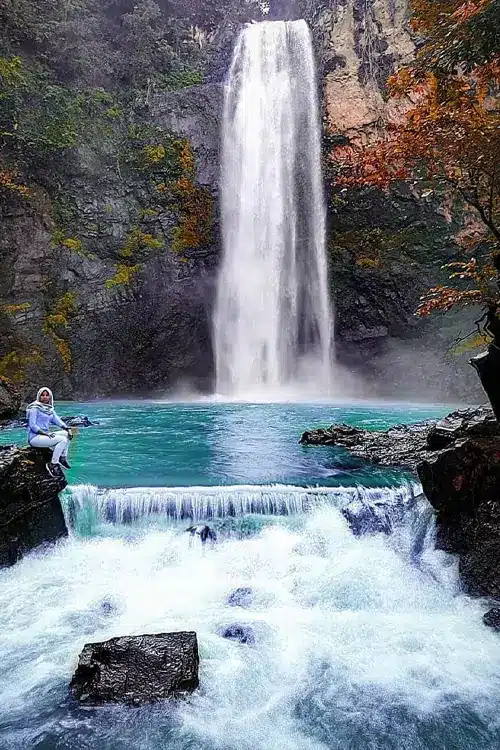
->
xmin=66 ymin=428 xmax=74 ymax=441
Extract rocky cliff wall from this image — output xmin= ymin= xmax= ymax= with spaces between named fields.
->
xmin=306 ymin=0 xmax=482 ymax=402
xmin=0 ymin=0 xmax=483 ymax=402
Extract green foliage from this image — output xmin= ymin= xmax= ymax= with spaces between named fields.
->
xmin=124 ymin=124 xmax=186 ymax=179
xmin=157 ymin=69 xmax=203 ymax=91
xmin=119 ymin=227 xmax=164 ymax=258
xmin=0 ymin=57 xmax=124 ymax=169
xmin=43 ymin=292 xmax=77 ymax=373
xmin=106 ymin=263 xmax=140 ymax=289
xmin=1 ymin=302 xmax=31 ymax=316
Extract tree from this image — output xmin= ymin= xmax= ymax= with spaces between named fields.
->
xmin=330 ymin=0 xmax=500 ymax=415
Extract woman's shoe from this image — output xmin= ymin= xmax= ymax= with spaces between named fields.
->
xmin=46 ymin=462 xmax=62 ymax=478
xmin=60 ymin=457 xmax=71 ymax=470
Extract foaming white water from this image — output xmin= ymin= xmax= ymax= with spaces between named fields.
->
xmin=1 ymin=506 xmax=499 ymax=749
xmin=64 ymin=482 xmax=421 ymax=527
xmin=214 ymin=20 xmax=333 ymax=400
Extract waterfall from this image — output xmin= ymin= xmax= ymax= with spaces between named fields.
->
xmin=63 ymin=482 xmax=421 ymax=529
xmin=214 ymin=20 xmax=333 ymax=400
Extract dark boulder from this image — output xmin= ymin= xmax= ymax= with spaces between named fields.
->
xmin=218 ymin=623 xmax=255 ymax=644
xmin=483 ymin=608 xmax=500 ymax=632
xmin=417 ymin=416 xmax=500 ymax=598
xmin=65 ymin=415 xmax=98 ymax=428
xmin=226 ymin=587 xmax=253 ymax=608
xmin=70 ymin=632 xmax=199 ymax=705
xmin=300 ymin=419 xmax=436 ymax=471
xmin=0 ymin=446 xmax=68 ymax=567
xmin=0 ymin=378 xmax=22 ymax=421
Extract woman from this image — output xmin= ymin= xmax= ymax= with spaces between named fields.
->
xmin=27 ymin=387 xmax=72 ymax=477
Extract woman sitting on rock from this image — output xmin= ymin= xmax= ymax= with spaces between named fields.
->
xmin=27 ymin=387 xmax=72 ymax=477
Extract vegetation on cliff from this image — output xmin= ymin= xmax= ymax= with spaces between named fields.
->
xmin=0 ymin=0 xmax=252 ymax=390
xmin=331 ymin=0 xmax=500 ymax=410
xmin=332 ymin=0 xmax=499 ymax=330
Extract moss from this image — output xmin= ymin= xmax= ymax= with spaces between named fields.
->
xmin=105 ymin=104 xmax=122 ymax=119
xmin=106 ymin=263 xmax=140 ymax=289
xmin=52 ymin=193 xmax=79 ymax=229
xmin=52 ymin=228 xmax=94 ymax=258
xmin=2 ymin=302 xmax=31 ymax=315
xmin=0 ymin=348 xmax=42 ymax=384
xmin=119 ymin=227 xmax=164 ymax=258
xmin=356 ymin=257 xmax=380 ymax=269
xmin=142 ymin=144 xmax=166 ymax=165
xmin=140 ymin=208 xmax=158 ymax=220
xmin=62 ymin=237 xmax=83 ymax=252
xmin=43 ymin=292 xmax=77 ymax=373
xmin=329 ymin=226 xmax=440 ymax=269
xmin=124 ymin=125 xmax=186 ymax=179
xmin=158 ymin=69 xmax=203 ymax=91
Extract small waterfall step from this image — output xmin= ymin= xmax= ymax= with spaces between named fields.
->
xmin=64 ymin=482 xmax=421 ymax=526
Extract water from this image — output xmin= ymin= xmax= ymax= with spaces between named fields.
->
xmin=214 ymin=20 xmax=333 ymax=399
xmin=2 ymin=400 xmax=500 ymax=749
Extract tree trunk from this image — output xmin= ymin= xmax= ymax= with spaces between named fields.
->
xmin=471 ymin=345 xmax=500 ymax=420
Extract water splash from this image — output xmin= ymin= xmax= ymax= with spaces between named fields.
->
xmin=1 ymin=504 xmax=498 ymax=749
xmin=214 ymin=20 xmax=333 ymax=400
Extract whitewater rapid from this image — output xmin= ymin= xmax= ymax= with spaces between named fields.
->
xmin=1 ymin=501 xmax=500 ymax=749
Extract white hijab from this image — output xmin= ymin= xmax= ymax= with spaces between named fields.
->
xmin=26 ymin=386 xmax=55 ymax=417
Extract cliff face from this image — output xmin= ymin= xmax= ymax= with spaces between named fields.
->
xmin=0 ymin=83 xmax=223 ymax=398
xmin=307 ymin=0 xmax=482 ymax=402
xmin=0 ymin=0 xmax=483 ymax=402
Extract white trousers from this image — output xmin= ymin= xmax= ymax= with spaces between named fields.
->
xmin=30 ymin=431 xmax=69 ymax=464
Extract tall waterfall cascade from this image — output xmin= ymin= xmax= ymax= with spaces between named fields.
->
xmin=214 ymin=20 xmax=334 ymax=400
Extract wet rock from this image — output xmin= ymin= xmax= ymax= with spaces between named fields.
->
xmin=342 ymin=498 xmax=392 ymax=536
xmin=70 ymin=632 xmax=199 ymax=705
xmin=300 ymin=419 xmax=435 ymax=472
xmin=186 ymin=524 xmax=217 ymax=545
xmin=226 ymin=587 xmax=253 ymax=608
xmin=483 ymin=609 xmax=500 ymax=631
xmin=302 ymin=406 xmax=500 ymax=598
xmin=218 ymin=623 xmax=255 ymax=644
xmin=0 ymin=378 xmax=21 ymax=421
xmin=0 ymin=446 xmax=67 ymax=567
xmin=65 ymin=415 xmax=99 ymax=428
xmin=300 ymin=406 xmax=495 ymax=472
xmin=417 ymin=417 xmax=500 ymax=598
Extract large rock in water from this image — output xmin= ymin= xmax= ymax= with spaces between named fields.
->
xmin=302 ymin=407 xmax=500 ymax=598
xmin=70 ymin=632 xmax=199 ymax=705
xmin=0 ymin=446 xmax=68 ymax=566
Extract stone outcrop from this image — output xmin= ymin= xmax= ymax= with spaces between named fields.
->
xmin=300 ymin=415 xmax=438 ymax=471
xmin=0 ymin=378 xmax=21 ymax=421
xmin=218 ymin=623 xmax=255 ymax=644
xmin=0 ymin=446 xmax=68 ymax=566
xmin=70 ymin=632 xmax=200 ymax=705
xmin=302 ymin=407 xmax=500 ymax=598
xmin=226 ymin=587 xmax=253 ymax=608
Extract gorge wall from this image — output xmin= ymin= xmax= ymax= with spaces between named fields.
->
xmin=0 ymin=0 xmax=483 ymax=402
